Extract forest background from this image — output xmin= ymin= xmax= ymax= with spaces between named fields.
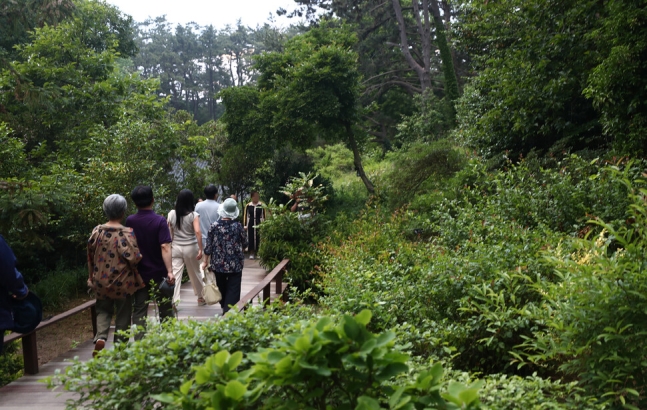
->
xmin=2 ymin=0 xmax=647 ymax=408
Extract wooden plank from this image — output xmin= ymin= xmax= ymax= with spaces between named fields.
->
xmin=234 ymin=259 xmax=289 ymax=311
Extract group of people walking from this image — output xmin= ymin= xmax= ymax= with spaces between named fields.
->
xmin=86 ymin=184 xmax=265 ymax=356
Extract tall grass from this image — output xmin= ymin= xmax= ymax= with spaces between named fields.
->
xmin=29 ymin=266 xmax=88 ymax=310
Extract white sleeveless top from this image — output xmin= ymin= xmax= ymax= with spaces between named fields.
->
xmin=167 ymin=210 xmax=198 ymax=246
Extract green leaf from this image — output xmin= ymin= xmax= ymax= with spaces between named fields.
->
xmin=275 ymin=356 xmax=292 ymax=373
xmin=376 ymin=363 xmax=409 ymax=381
xmin=195 ymin=367 xmax=211 ymax=385
xmin=355 ymin=396 xmax=381 ymax=410
xmin=375 ymin=331 xmax=396 ymax=348
xmin=388 ymin=386 xmax=406 ymax=408
xmin=179 ymin=380 xmax=193 ymax=395
xmin=294 ymin=336 xmax=311 ymax=352
xmin=355 ymin=309 xmax=372 ymax=326
xmin=458 ymin=388 xmax=479 ymax=405
xmin=228 ymin=351 xmax=243 ymax=369
xmin=429 ymin=362 xmax=444 ymax=383
xmin=266 ymin=351 xmax=285 ymax=364
xmin=224 ymin=380 xmax=247 ymax=401
xmin=343 ymin=316 xmax=360 ymax=340
xmin=360 ymin=339 xmax=377 ymax=354
xmin=214 ymin=350 xmax=229 ymax=368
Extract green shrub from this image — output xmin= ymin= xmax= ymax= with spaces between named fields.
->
xmin=258 ymin=172 xmax=330 ymax=292
xmin=156 ymin=310 xmax=483 ymax=410
xmin=0 ymin=339 xmax=23 ymax=387
xmin=47 ymin=304 xmax=313 ymax=410
xmin=306 ymin=143 xmax=355 ymax=181
xmin=318 ymin=206 xmax=561 ymax=374
xmin=476 ymin=373 xmax=605 ymax=409
xmin=29 ymin=266 xmax=87 ymax=310
xmin=379 ymin=140 xmax=466 ymax=208
xmin=258 ymin=208 xmax=325 ymax=292
xmin=394 ymin=92 xmax=452 ymax=146
xmin=514 ymin=167 xmax=647 ymax=408
xmin=319 ymin=155 xmax=640 ymax=380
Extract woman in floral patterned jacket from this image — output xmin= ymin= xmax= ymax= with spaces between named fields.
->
xmin=88 ymin=194 xmax=145 ymax=356
xmin=202 ymin=198 xmax=248 ymax=314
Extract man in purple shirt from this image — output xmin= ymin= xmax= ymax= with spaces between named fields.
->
xmin=126 ymin=186 xmax=175 ymax=340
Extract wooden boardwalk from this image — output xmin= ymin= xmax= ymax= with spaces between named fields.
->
xmin=0 ymin=259 xmax=272 ymax=409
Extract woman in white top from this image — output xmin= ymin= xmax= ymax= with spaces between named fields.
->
xmin=167 ymin=189 xmax=205 ymax=305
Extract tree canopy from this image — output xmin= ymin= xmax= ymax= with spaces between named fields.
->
xmin=221 ymin=23 xmax=375 ymax=193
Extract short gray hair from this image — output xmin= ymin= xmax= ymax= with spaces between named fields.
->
xmin=103 ymin=194 xmax=128 ymax=220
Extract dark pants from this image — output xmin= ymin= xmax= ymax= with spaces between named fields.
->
xmin=95 ymin=296 xmax=132 ymax=344
xmin=215 ymin=272 xmax=242 ymax=314
xmin=247 ymin=226 xmax=260 ymax=252
xmin=133 ymin=281 xmax=175 ymax=341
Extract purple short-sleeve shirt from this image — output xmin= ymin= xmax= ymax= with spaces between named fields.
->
xmin=125 ymin=209 xmax=172 ymax=283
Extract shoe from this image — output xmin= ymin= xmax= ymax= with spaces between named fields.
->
xmin=197 ymin=297 xmax=207 ymax=306
xmin=93 ymin=339 xmax=105 ymax=358
xmin=249 ymin=255 xmax=255 ymax=260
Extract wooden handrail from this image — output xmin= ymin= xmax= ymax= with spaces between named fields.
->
xmin=4 ymin=261 xmax=288 ymax=374
xmin=4 ymin=299 xmax=97 ymax=375
xmin=233 ymin=259 xmax=289 ymax=312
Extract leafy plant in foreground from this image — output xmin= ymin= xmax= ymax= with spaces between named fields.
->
xmin=156 ymin=310 xmax=482 ymax=409
xmin=47 ymin=305 xmax=312 ymax=410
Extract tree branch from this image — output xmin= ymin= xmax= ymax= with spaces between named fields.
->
xmin=364 ymin=79 xmax=423 ymax=95
xmin=361 ymin=69 xmax=409 ymax=85
xmin=359 ymin=16 xmax=394 ymax=41
xmin=391 ymin=0 xmax=426 ymax=91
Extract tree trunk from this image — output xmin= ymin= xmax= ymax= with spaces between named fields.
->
xmin=429 ymin=1 xmax=460 ymax=121
xmin=391 ymin=0 xmax=431 ymax=92
xmin=346 ymin=124 xmax=375 ymax=194
xmin=441 ymin=0 xmax=461 ymax=86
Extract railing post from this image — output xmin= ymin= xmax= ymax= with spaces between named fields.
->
xmin=22 ymin=332 xmax=39 ymax=375
xmin=90 ymin=304 xmax=98 ymax=337
xmin=263 ymin=283 xmax=270 ymax=307
xmin=276 ymin=268 xmax=283 ymax=295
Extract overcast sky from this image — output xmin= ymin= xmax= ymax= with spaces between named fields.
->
xmin=104 ymin=0 xmax=301 ymax=28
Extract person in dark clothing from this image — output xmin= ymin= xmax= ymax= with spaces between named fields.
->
xmin=126 ymin=186 xmax=176 ymax=340
xmin=202 ymin=198 xmax=248 ymax=314
xmin=0 ymin=235 xmax=29 ymax=353
xmin=243 ymin=191 xmax=266 ymax=260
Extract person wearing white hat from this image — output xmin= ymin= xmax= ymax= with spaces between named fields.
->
xmin=202 ymin=198 xmax=248 ymax=314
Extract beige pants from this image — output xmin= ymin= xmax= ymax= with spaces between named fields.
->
xmin=171 ymin=243 xmax=204 ymax=304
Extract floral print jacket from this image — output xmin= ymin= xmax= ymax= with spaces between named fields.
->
xmin=204 ymin=219 xmax=248 ymax=274
xmin=88 ymin=224 xmax=145 ymax=299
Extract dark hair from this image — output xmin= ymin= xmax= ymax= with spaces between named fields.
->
xmin=250 ymin=191 xmax=260 ymax=199
xmin=174 ymin=189 xmax=195 ymax=231
xmin=204 ymin=184 xmax=218 ymax=200
xmin=131 ymin=185 xmax=154 ymax=208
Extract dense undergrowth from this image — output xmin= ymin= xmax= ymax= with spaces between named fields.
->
xmin=318 ymin=154 xmax=645 ymax=408
xmin=48 ymin=150 xmax=647 ymax=409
